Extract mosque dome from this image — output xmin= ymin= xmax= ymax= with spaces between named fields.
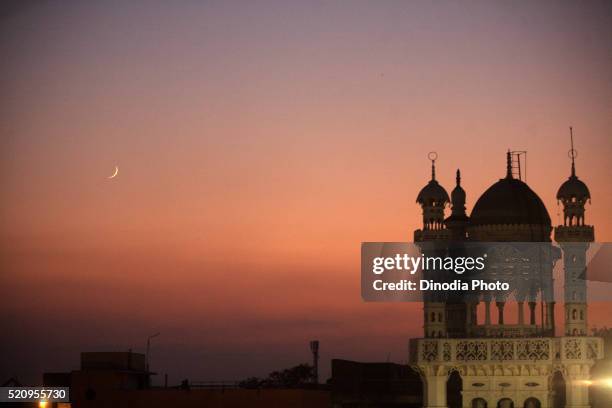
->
xmin=470 ymin=177 xmax=551 ymax=227
xmin=416 ymin=154 xmax=450 ymax=206
xmin=557 ymin=127 xmax=590 ymax=202
xmin=470 ymin=152 xmax=551 ymax=227
xmin=555 ymin=128 xmax=591 ymax=229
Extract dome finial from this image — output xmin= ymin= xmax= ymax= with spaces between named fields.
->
xmin=569 ymin=126 xmax=577 ymax=177
xmin=428 ymin=152 xmax=438 ymax=181
xmin=557 ymin=127 xmax=591 ymax=226
xmin=506 ymin=150 xmax=513 ymax=179
xmin=416 ymin=152 xmax=449 ymax=230
xmin=456 ymin=169 xmax=461 ymax=186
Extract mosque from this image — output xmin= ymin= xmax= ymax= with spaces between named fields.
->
xmin=409 ymin=131 xmax=603 ymax=408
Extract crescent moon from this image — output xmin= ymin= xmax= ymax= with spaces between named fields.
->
xmin=108 ymin=166 xmax=119 ymax=179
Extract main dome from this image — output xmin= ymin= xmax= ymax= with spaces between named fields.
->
xmin=470 ymin=177 xmax=551 ymax=227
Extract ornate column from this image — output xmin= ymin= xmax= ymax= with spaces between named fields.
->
xmin=465 ymin=302 xmax=473 ymax=336
xmin=496 ymin=301 xmax=505 ymax=325
xmin=547 ymin=301 xmax=556 ymax=334
xmin=422 ymin=369 xmax=448 ymax=408
xmin=484 ymin=301 xmax=491 ymax=325
xmin=465 ymin=301 xmax=478 ymax=336
xmin=528 ymin=301 xmax=537 ymax=325
xmin=565 ymin=371 xmax=591 ymax=408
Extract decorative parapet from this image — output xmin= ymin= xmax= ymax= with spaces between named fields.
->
xmin=554 ymin=225 xmax=594 ymax=242
xmin=472 ymin=325 xmax=539 ymax=338
xmin=410 ymin=337 xmax=603 ymax=365
xmin=467 ymin=223 xmax=552 ymax=242
xmin=413 ymin=228 xmax=451 ymax=242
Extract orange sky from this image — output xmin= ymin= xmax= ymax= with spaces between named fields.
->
xmin=0 ymin=1 xmax=611 ymax=384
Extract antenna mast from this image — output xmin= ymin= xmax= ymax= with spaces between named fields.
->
xmin=510 ymin=151 xmax=528 ymax=181
xmin=310 ymin=340 xmax=319 ymax=384
xmin=569 ymin=126 xmax=577 ymax=176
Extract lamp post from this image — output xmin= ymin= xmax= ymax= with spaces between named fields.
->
xmin=146 ymin=332 xmax=160 ymax=372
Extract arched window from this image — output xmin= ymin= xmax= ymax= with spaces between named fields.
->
xmin=552 ymin=370 xmax=566 ymax=407
xmin=572 ymin=309 xmax=577 ymax=320
xmin=438 ymin=312 xmax=443 ymax=322
xmin=580 ymin=310 xmax=584 ymax=320
xmin=472 ymin=397 xmax=487 ymax=408
xmin=524 ymin=397 xmax=541 ymax=408
xmin=447 ymin=370 xmax=462 ymax=408
xmin=497 ymin=398 xmax=514 ymax=408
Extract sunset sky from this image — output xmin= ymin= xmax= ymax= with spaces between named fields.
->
xmin=1 ymin=0 xmax=611 ymax=384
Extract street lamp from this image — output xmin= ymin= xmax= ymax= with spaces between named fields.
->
xmin=146 ymin=332 xmax=160 ymax=371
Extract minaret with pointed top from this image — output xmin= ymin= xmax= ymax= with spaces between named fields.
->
xmin=555 ymin=127 xmax=594 ymax=337
xmin=415 ymin=154 xmax=450 ymax=241
xmin=414 ymin=154 xmax=450 ymax=338
xmin=557 ymin=127 xmax=591 ymax=227
xmin=445 ymin=169 xmax=469 ymax=240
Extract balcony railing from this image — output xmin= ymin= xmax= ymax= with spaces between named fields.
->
xmin=409 ymin=336 xmax=603 ymax=364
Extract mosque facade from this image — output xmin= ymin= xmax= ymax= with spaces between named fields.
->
xmin=409 ymin=137 xmax=602 ymax=408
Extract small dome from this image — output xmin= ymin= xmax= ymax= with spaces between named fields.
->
xmin=470 ymin=177 xmax=551 ymax=227
xmin=451 ymin=185 xmax=465 ymax=205
xmin=416 ymin=157 xmax=450 ymax=205
xmin=416 ymin=180 xmax=450 ymax=205
xmin=557 ymin=175 xmax=590 ymax=201
xmin=558 ymin=127 xmax=590 ymax=202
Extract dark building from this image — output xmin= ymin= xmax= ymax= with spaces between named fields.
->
xmin=330 ymin=359 xmax=422 ymax=407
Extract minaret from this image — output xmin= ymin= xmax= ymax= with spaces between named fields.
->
xmin=445 ymin=169 xmax=469 ymax=240
xmin=414 ymin=153 xmax=450 ymax=337
xmin=443 ymin=169 xmax=472 ymax=336
xmin=554 ymin=127 xmax=594 ymax=336
xmin=414 ymin=152 xmax=450 ymax=240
